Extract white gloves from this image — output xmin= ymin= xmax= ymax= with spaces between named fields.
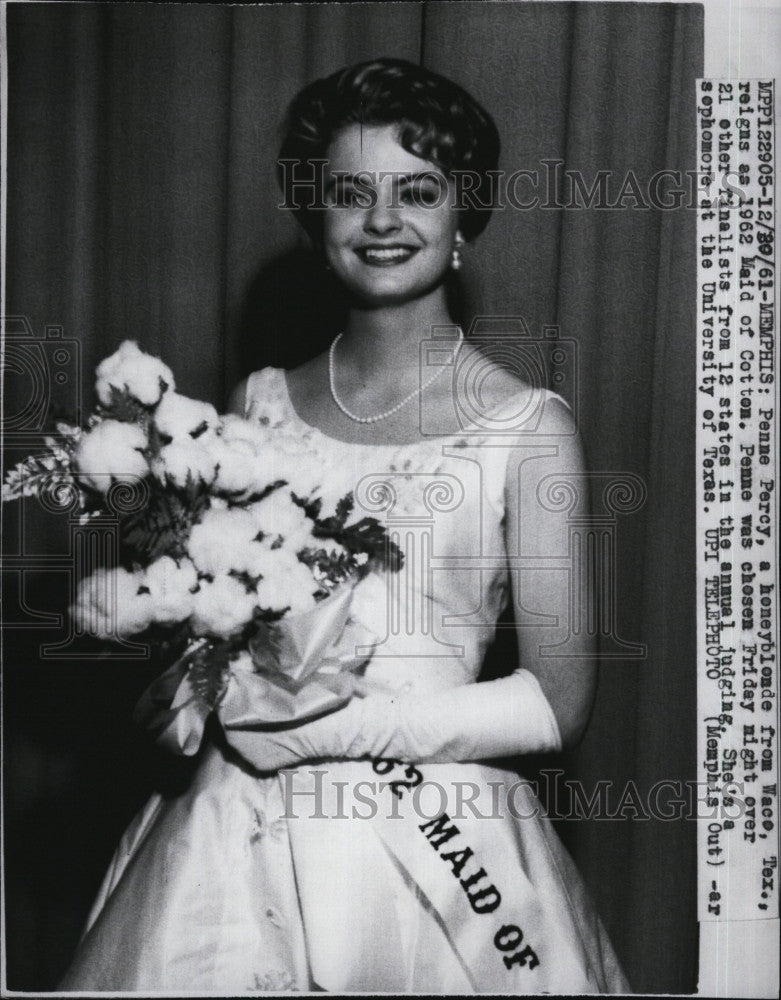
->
xmin=224 ymin=668 xmax=562 ymax=773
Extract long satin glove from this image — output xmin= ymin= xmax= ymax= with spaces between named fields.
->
xmin=224 ymin=668 xmax=562 ymax=773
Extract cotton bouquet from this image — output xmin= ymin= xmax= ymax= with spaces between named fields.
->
xmin=3 ymin=341 xmax=402 ymax=753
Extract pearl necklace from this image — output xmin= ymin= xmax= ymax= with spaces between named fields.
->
xmin=328 ymin=330 xmax=464 ymax=424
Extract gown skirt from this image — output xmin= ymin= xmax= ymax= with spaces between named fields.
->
xmin=60 ymin=742 xmax=630 ymax=993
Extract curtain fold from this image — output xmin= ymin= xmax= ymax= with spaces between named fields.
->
xmin=623 ymin=7 xmax=700 ymax=989
xmin=3 ymin=2 xmax=702 ymax=991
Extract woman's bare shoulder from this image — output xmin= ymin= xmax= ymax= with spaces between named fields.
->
xmin=458 ymin=346 xmax=575 ymax=434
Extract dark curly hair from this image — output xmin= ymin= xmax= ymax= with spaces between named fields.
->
xmin=278 ymin=58 xmax=500 ymax=243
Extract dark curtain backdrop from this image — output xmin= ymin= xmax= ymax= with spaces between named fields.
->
xmin=3 ymin=2 xmax=702 ymax=992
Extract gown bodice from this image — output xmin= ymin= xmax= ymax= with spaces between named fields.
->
xmin=244 ymin=366 xmax=560 ymax=694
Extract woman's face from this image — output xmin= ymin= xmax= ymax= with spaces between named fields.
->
xmin=321 ymin=123 xmax=460 ymax=306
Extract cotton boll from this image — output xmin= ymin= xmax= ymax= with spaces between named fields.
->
xmin=190 ymin=575 xmax=258 ymax=638
xmin=261 ymin=436 xmax=320 ymax=501
xmin=246 ymin=491 xmax=315 ymax=551
xmin=76 ymin=606 xmax=114 ymax=641
xmin=211 ymin=437 xmax=264 ymax=496
xmin=254 ymin=577 xmax=317 ymax=616
xmin=151 ymin=440 xmax=219 ymax=488
xmin=251 ymin=547 xmax=319 ymax=615
xmin=240 ymin=541 xmax=276 ymax=579
xmin=144 ymin=556 xmax=198 ymax=625
xmin=239 ymin=543 xmax=290 ymax=583
xmin=95 ymin=340 xmax=175 ymax=407
xmin=187 ymin=507 xmax=260 ymax=576
xmin=281 ymin=561 xmax=320 ymax=614
xmin=71 ymin=566 xmax=154 ymax=639
xmin=70 ymin=570 xmax=111 ymax=637
xmin=73 ymin=419 xmax=149 ymax=493
xmin=153 ymin=391 xmax=220 ymax=443
xmin=115 ymin=570 xmax=156 ymax=636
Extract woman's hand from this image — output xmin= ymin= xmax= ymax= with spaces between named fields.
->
xmin=225 ymin=725 xmax=319 ymax=773
xmin=223 ymin=695 xmax=380 ymax=773
xmin=223 ymin=667 xmax=564 ymax=773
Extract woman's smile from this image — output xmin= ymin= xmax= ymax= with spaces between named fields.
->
xmin=354 ymin=243 xmax=420 ymax=266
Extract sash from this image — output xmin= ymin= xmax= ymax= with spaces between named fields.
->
xmin=280 ymin=760 xmax=606 ymax=994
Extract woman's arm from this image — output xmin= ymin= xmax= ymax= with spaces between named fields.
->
xmin=503 ymin=395 xmax=597 ymax=749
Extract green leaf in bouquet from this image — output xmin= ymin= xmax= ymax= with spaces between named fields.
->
xmin=292 ymin=493 xmax=322 ymax=521
xmin=298 ymin=547 xmax=357 ymax=587
xmin=2 ymin=457 xmax=71 ymax=503
xmin=1 ymin=431 xmax=106 ymax=515
xmin=246 ymin=620 xmax=282 ymax=671
xmin=145 ymin=420 xmax=167 ymax=460
xmin=183 ymin=469 xmax=206 ymax=508
xmin=334 ymin=492 xmax=355 ymax=525
xmin=314 ymin=516 xmax=404 ymax=573
xmin=306 ymin=486 xmax=404 ymax=576
xmin=49 ymin=408 xmax=85 ymax=440
xmin=310 ymin=491 xmax=356 ymax=538
xmin=100 ymin=383 xmax=152 ymax=425
xmin=119 ymin=477 xmax=209 ymax=562
xmin=250 ymin=604 xmax=289 ymax=626
xmin=189 ymin=420 xmax=210 ymax=440
xmin=123 ymin=519 xmax=179 ymax=563
xmin=130 ymin=618 xmax=192 ymax=668
xmin=188 ymin=640 xmax=233 ymax=710
xmin=230 ymin=479 xmax=287 ymax=506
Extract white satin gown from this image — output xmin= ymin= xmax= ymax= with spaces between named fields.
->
xmin=60 ymin=366 xmax=631 ymax=994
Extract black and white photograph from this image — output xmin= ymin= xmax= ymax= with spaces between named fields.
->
xmin=1 ymin=1 xmax=778 ymax=996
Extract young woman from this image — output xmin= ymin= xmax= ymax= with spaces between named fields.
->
xmin=61 ymin=58 xmax=630 ymax=994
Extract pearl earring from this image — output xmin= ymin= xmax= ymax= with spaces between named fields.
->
xmin=451 ymin=234 xmax=464 ymax=271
